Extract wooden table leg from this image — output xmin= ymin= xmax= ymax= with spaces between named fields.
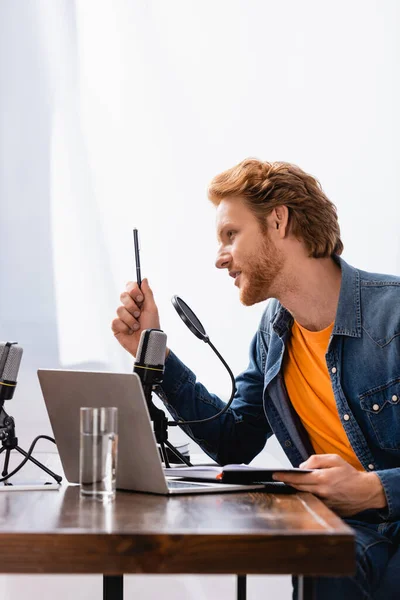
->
xmin=103 ymin=575 xmax=123 ymax=600
xmin=237 ymin=575 xmax=246 ymax=600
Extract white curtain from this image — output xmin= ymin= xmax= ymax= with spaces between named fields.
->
xmin=2 ymin=0 xmax=400 ymax=442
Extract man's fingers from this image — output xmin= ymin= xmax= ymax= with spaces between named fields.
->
xmin=111 ymin=317 xmax=132 ymax=335
xmin=273 ymin=474 xmax=330 ymax=497
xmin=281 ymin=483 xmax=315 ymax=493
xmin=123 ymin=279 xmax=157 ymax=311
xmin=126 ymin=281 xmax=144 ymax=303
xmin=301 ymin=453 xmax=343 ymax=469
xmin=281 ymin=483 xmax=329 ymax=497
xmin=274 ymin=477 xmax=320 ymax=486
xmin=141 ymin=278 xmax=152 ymax=294
xmin=140 ymin=279 xmax=157 ymax=307
xmin=120 ymin=292 xmax=141 ymax=316
xmin=273 ymin=472 xmax=321 ymax=485
xmin=114 ymin=307 xmax=139 ymax=332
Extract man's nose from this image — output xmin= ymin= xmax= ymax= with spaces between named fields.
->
xmin=215 ymin=249 xmax=230 ymax=270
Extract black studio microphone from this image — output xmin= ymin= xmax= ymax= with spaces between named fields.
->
xmin=0 ymin=342 xmax=23 ymax=403
xmin=0 ymin=341 xmax=62 ymax=483
xmin=134 ymin=328 xmax=187 ymax=466
xmin=133 ymin=329 xmax=167 ymax=403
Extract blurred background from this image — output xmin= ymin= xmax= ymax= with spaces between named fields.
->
xmin=0 ymin=0 xmax=399 ymax=598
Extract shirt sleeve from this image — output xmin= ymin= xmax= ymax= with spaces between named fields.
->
xmin=156 ymin=330 xmax=272 ymax=465
xmin=375 ymin=468 xmax=400 ymax=521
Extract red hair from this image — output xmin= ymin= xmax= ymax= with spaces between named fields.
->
xmin=208 ymin=159 xmax=343 ymax=258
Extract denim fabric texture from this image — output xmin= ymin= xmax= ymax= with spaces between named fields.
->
xmin=161 ymin=256 xmax=400 ymax=517
xmin=300 ymin=518 xmax=400 ymax=599
xmin=159 ymin=256 xmax=400 ymax=595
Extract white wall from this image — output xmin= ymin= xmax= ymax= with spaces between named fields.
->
xmin=0 ymin=1 xmax=399 ymax=598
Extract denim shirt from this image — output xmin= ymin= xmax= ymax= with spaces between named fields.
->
xmin=159 ymin=257 xmax=400 ymax=520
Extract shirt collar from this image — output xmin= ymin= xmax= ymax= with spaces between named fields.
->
xmin=332 ymin=255 xmax=362 ymax=337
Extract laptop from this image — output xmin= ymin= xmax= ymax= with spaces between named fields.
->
xmin=37 ymin=369 xmax=266 ymax=495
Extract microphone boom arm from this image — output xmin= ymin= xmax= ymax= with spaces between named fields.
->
xmin=167 ymin=338 xmax=237 ymax=427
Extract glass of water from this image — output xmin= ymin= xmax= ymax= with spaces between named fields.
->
xmin=79 ymin=407 xmax=118 ymax=501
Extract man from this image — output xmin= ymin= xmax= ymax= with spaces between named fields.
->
xmin=112 ymin=159 xmax=400 ymax=599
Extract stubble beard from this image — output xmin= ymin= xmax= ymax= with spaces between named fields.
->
xmin=239 ymin=236 xmax=285 ymax=306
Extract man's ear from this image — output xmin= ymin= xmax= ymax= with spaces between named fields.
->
xmin=269 ymin=206 xmax=289 ymax=238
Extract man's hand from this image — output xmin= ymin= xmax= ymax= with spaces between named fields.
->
xmin=111 ymin=278 xmax=161 ymax=358
xmin=273 ymin=454 xmax=387 ymax=517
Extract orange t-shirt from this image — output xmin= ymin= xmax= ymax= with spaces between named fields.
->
xmin=283 ymin=320 xmax=364 ymax=471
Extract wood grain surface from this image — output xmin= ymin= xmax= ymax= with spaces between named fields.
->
xmin=0 ymin=473 xmax=355 ymax=576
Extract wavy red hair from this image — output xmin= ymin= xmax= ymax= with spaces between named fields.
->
xmin=208 ymin=159 xmax=343 ymax=258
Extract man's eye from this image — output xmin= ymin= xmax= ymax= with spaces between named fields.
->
xmin=227 ymin=231 xmax=236 ymax=240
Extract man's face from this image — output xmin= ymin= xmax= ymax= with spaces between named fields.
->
xmin=215 ymin=198 xmax=285 ymax=306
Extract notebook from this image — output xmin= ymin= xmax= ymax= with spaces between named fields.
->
xmin=164 ymin=464 xmax=314 ymax=484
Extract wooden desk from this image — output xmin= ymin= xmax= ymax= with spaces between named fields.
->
xmin=0 ymin=481 xmax=355 ymax=600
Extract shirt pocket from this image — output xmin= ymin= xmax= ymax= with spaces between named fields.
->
xmin=359 ymin=378 xmax=400 ymax=450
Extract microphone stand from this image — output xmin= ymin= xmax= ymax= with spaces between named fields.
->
xmin=145 ymin=390 xmax=192 ymax=468
xmin=0 ymin=407 xmax=62 ymax=484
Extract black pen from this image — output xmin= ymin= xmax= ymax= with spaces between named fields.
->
xmin=133 ymin=228 xmax=142 ymax=288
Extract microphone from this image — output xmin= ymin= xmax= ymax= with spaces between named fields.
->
xmin=0 ymin=342 xmax=23 ymax=403
xmin=134 ymin=328 xmax=189 ymax=467
xmin=0 ymin=341 xmax=62 ymax=484
xmin=133 ymin=329 xmax=167 ymax=402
